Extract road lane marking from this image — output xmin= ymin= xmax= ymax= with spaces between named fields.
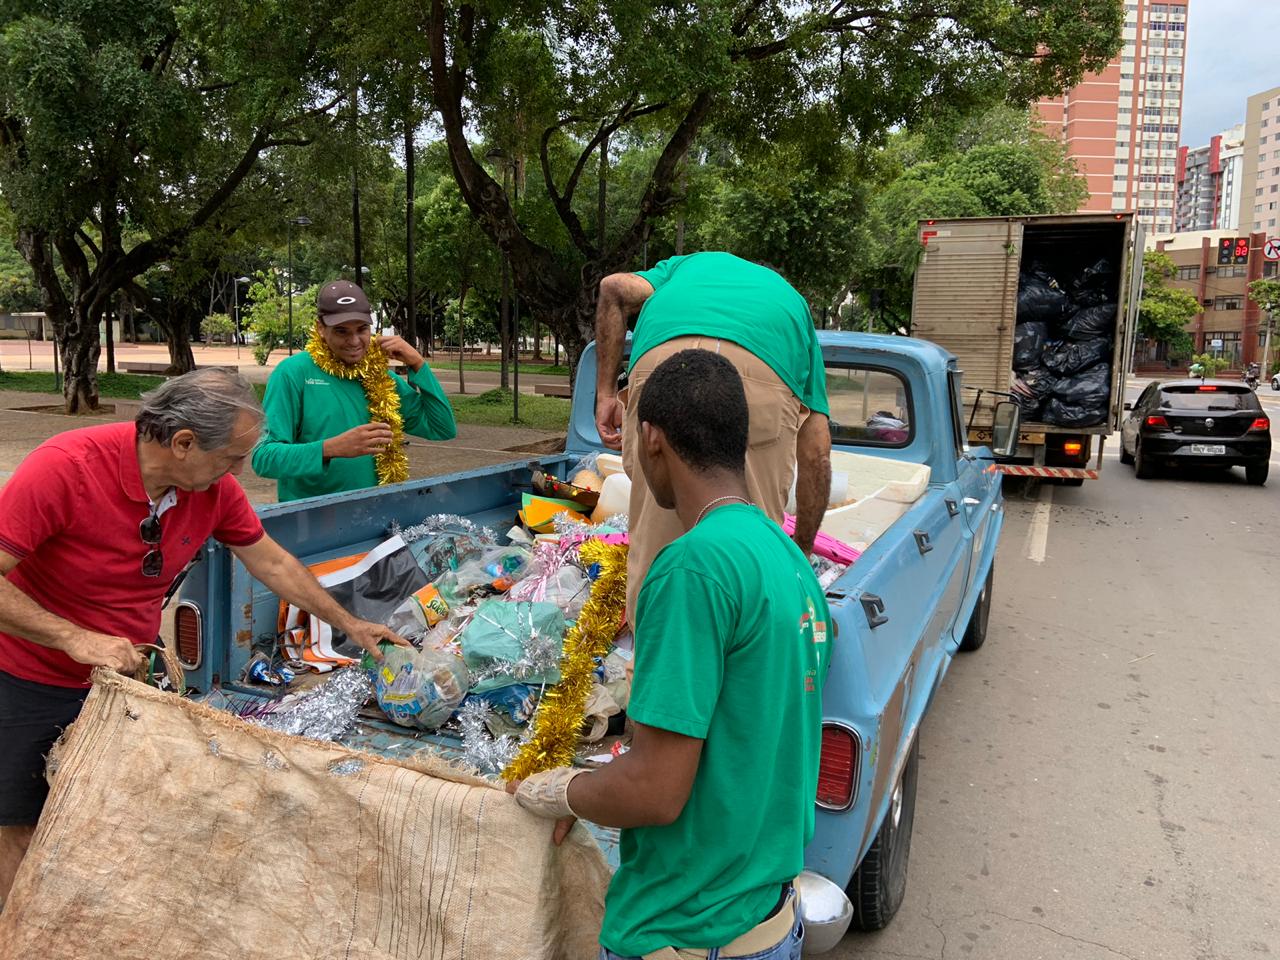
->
xmin=1024 ymin=484 xmax=1054 ymax=563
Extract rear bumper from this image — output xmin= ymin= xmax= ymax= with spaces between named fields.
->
xmin=998 ymin=465 xmax=1098 ymax=480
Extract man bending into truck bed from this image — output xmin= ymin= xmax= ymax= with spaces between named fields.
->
xmin=253 ymin=280 xmax=456 ymax=502
xmin=593 ymin=252 xmax=833 ymax=627
xmin=0 ymin=369 xmax=409 ymax=909
xmin=511 ymin=349 xmax=831 ymax=960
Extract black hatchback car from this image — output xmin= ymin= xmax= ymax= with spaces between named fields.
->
xmin=1120 ymin=379 xmax=1272 ymax=484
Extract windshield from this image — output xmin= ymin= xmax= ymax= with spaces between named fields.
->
xmin=1158 ymin=387 xmax=1258 ymax=412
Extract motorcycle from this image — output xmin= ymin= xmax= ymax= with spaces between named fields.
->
xmin=1244 ymin=363 xmax=1261 ymax=391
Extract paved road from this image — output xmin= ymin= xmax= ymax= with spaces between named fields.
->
xmin=831 ymin=394 xmax=1279 ymax=958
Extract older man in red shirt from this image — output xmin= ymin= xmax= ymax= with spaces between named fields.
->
xmin=0 ymin=367 xmax=406 ymax=907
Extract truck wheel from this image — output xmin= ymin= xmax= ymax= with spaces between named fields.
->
xmin=958 ymin=566 xmax=992 ymax=652
xmin=848 ymin=737 xmax=919 ymax=932
xmin=1059 ymin=477 xmax=1085 ymax=487
xmin=1119 ymin=440 xmax=1134 ymax=465
xmin=1246 ymin=462 xmax=1269 ymax=486
xmin=1134 ymin=440 xmax=1157 ymax=480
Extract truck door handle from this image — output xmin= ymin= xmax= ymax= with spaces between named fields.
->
xmin=860 ymin=593 xmax=889 ymax=629
xmin=913 ymin=530 xmax=933 ymax=555
xmin=945 ymin=498 xmax=960 ymax=517
xmin=964 ymin=497 xmax=981 ymax=506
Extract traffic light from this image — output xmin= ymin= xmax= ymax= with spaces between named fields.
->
xmin=1218 ymin=237 xmax=1250 ymax=265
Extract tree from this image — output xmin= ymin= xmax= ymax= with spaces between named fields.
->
xmin=1139 ymin=252 xmax=1200 ymax=357
xmin=0 ymin=0 xmax=351 ymax=411
xmin=418 ymin=0 xmax=1123 ymax=375
xmin=1251 ymin=278 xmax=1280 ymax=374
xmin=243 ymin=274 xmax=317 ymax=365
xmin=420 ymin=178 xmax=499 ymax=394
xmin=0 ymin=208 xmax=41 ymax=314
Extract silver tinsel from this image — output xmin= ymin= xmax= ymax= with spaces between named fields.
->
xmin=394 ymin=513 xmax=498 ymax=545
xmin=251 ymin=668 xmax=374 ymax=742
xmin=551 ymin=512 xmax=629 ymax=538
xmin=456 ymin=699 xmax=518 ymax=777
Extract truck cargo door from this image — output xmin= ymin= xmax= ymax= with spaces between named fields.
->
xmin=911 ymin=219 xmax=1025 ymax=427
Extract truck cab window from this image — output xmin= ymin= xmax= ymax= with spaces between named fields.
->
xmin=947 ymin=370 xmax=968 ymax=458
xmin=825 ymin=366 xmax=913 ymax=447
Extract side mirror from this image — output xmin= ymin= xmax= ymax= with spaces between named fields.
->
xmin=991 ymin=401 xmax=1021 ymax=458
xmin=1123 ymin=401 xmax=1133 ymax=411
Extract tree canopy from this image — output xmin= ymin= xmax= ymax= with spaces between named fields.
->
xmin=1139 ymin=252 xmax=1200 ymax=355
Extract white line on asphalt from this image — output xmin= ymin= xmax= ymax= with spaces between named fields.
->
xmin=1024 ymin=485 xmax=1054 ymax=563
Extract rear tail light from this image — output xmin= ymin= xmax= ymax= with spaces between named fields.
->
xmin=174 ymin=602 xmax=203 ymax=670
xmin=1145 ymin=415 xmax=1168 ymax=428
xmin=816 ymin=724 xmax=861 ymax=810
xmin=1197 ymin=385 xmax=1218 ymax=392
xmin=1250 ymin=417 xmax=1270 ymax=432
xmin=1063 ymin=441 xmax=1083 ymax=457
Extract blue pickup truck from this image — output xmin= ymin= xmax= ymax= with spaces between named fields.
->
xmin=170 ymin=331 xmax=1019 ymax=947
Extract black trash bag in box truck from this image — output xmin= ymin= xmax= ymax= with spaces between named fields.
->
xmin=1042 ymin=363 xmax=1112 ymax=427
xmin=1070 ymin=257 xmax=1117 ymax=300
xmin=1011 ymin=367 xmax=1056 ymax=420
xmin=1042 ymin=338 xmax=1112 ymax=377
xmin=1013 ymin=320 xmax=1051 ymax=371
xmin=1017 ymin=276 xmax=1071 ymax=324
xmin=1062 ymin=303 xmax=1117 ymax=341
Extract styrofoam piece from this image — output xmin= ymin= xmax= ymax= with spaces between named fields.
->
xmin=596 ymin=453 xmax=626 ymax=479
xmin=819 ymin=490 xmax=911 ymax=552
xmin=829 ymin=451 xmax=930 ymax=504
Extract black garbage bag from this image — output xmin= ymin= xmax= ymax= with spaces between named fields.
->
xmin=1011 ymin=367 xmax=1056 ymax=421
xmin=1071 ymin=257 xmax=1117 ymax=299
xmin=1062 ymin=303 xmax=1116 ymax=341
xmin=1073 ymin=286 xmax=1114 ymax=309
xmin=1017 ymin=277 xmax=1072 ymax=324
xmin=1013 ymin=320 xmax=1051 ymax=371
xmin=1042 ymin=338 xmax=1112 ymax=377
xmin=1042 ymin=363 xmax=1111 ymax=427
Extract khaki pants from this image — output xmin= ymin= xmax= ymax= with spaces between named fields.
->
xmin=622 ymin=337 xmax=806 ymax=628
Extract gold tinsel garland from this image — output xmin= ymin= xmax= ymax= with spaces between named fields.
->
xmin=501 ymin=539 xmax=628 ymax=781
xmin=306 ymin=330 xmax=409 ymax=485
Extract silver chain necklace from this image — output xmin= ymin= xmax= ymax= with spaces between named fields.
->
xmin=694 ymin=495 xmax=751 ymax=526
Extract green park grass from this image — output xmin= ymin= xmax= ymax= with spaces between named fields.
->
xmin=428 ymin=359 xmax=570 ymax=376
xmin=0 ymin=370 xmax=166 ymax=398
xmin=447 ymin=388 xmax=571 ymax=432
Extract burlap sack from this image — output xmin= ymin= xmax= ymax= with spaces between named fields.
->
xmin=0 ymin=671 xmax=609 ymax=960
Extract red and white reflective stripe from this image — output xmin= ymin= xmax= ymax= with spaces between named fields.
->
xmin=997 ymin=465 xmax=1099 ymax=480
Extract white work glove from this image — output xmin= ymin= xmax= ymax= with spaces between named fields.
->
xmin=513 ymin=767 xmax=585 ymax=820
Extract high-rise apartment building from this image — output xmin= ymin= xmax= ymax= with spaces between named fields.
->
xmin=1175 ymin=124 xmax=1245 ymax=232
xmin=1037 ymin=0 xmax=1188 ymax=234
xmin=1239 ymin=85 xmax=1280 ymax=235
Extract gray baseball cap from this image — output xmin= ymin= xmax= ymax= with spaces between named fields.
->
xmin=317 ymin=280 xmax=371 ymax=326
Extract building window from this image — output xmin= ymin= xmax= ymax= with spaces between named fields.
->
xmin=1214 ymin=296 xmax=1244 ymax=311
xmin=1176 ymin=266 xmax=1200 ymax=280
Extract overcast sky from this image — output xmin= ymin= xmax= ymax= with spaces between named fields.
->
xmin=1180 ymin=0 xmax=1279 ymax=146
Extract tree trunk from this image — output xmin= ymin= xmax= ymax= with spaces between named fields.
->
xmin=404 ymin=114 xmax=418 ymax=351
xmin=57 ymin=312 xmax=103 ymax=414
xmin=457 ymin=283 xmax=468 ymax=395
xmin=104 ymin=299 xmax=116 ymax=374
xmin=163 ymin=311 xmax=196 ymax=374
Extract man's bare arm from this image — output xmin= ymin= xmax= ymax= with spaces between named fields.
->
xmin=0 ymin=550 xmax=142 ymax=673
xmin=594 ymin=273 xmax=654 ymax=449
xmin=792 ymin=412 xmax=832 ymax=556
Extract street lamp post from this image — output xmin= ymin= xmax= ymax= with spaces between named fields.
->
xmin=233 ymin=276 xmax=251 ymax=359
xmin=286 ymin=216 xmax=312 ymax=355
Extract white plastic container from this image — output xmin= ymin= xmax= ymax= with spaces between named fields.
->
xmin=595 ymin=453 xmax=627 ymax=480
xmin=591 ymin=472 xmax=632 ymax=523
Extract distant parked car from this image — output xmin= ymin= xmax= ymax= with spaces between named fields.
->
xmin=1271 ymin=372 xmax=1279 ymax=391
xmin=1119 ymin=379 xmax=1271 ymax=485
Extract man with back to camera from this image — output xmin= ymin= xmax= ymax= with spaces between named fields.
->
xmin=253 ymin=279 xmax=457 ymax=502
xmin=511 ymin=349 xmax=831 ymax=960
xmin=0 ymin=368 xmax=409 ymax=908
xmin=593 ymin=251 xmax=833 ymax=627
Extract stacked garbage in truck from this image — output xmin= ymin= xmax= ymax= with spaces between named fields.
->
xmin=1011 ymin=257 xmax=1118 ymax=428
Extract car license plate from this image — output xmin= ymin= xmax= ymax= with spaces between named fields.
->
xmin=1190 ymin=444 xmax=1225 ymax=455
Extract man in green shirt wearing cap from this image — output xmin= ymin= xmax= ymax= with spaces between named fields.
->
xmin=253 ymin=280 xmax=457 ymax=502
xmin=510 ymin=349 xmax=830 ymax=960
xmin=593 ymin=252 xmax=832 ymax=626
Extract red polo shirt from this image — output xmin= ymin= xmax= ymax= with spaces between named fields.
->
xmin=0 ymin=422 xmax=264 ymax=687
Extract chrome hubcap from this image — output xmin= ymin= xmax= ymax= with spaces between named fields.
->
xmin=890 ymin=780 xmax=903 ymax=831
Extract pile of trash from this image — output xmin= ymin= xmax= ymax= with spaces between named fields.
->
xmin=1012 ymin=259 xmax=1117 ymax=427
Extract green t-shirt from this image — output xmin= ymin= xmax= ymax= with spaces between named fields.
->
xmin=600 ymin=504 xmax=831 ymax=956
xmin=252 ymin=351 xmax=457 ymax=502
xmin=630 ymin=252 xmax=830 ymax=416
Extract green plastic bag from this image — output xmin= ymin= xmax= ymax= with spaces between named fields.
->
xmin=460 ymin=600 xmax=566 ymax=693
